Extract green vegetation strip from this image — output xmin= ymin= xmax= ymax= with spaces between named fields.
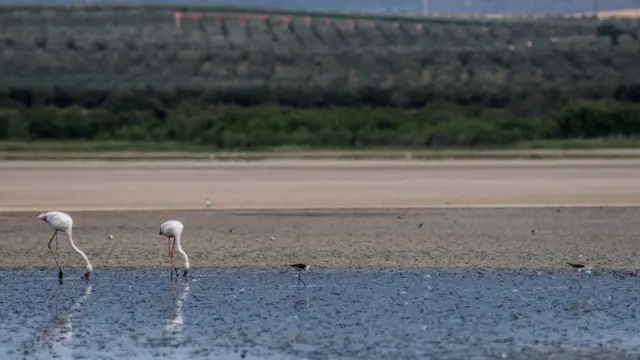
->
xmin=2 ymin=101 xmax=640 ymax=150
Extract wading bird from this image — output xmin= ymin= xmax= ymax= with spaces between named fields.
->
xmin=567 ymin=262 xmax=592 ymax=284
xmin=159 ymin=220 xmax=190 ymax=278
xmin=37 ymin=211 xmax=93 ymax=280
xmin=289 ymin=263 xmax=310 ymax=286
xmin=567 ymin=262 xmax=585 ymax=270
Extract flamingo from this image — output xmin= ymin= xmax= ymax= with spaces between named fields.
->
xmin=159 ymin=220 xmax=190 ymax=278
xmin=37 ymin=211 xmax=93 ymax=280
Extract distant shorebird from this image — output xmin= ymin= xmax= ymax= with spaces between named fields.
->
xmin=567 ymin=262 xmax=585 ymax=270
xmin=567 ymin=262 xmax=592 ymax=284
xmin=289 ymin=264 xmax=309 ymax=286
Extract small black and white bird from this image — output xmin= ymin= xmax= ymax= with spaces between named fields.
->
xmin=567 ymin=262 xmax=592 ymax=284
xmin=289 ymin=263 xmax=310 ymax=286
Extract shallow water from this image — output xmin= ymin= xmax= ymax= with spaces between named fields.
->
xmin=0 ymin=269 xmax=639 ymax=360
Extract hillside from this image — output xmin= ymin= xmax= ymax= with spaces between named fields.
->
xmin=0 ymin=5 xmax=640 ymax=150
xmin=0 ymin=5 xmax=639 ymax=108
xmin=585 ymin=8 xmax=640 ymax=18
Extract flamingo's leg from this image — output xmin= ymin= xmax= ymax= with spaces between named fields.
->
xmin=171 ymin=237 xmax=178 ymax=276
xmin=55 ymin=231 xmax=59 ymax=261
xmin=169 ymin=237 xmax=175 ymax=268
xmin=168 ymin=237 xmax=174 ymax=278
xmin=47 ymin=230 xmax=63 ymax=275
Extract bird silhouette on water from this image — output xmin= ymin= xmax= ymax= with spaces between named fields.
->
xmin=289 ymin=263 xmax=310 ymax=286
xmin=567 ymin=262 xmax=592 ymax=286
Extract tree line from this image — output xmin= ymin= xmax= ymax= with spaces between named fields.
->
xmin=1 ymin=94 xmax=639 ymax=149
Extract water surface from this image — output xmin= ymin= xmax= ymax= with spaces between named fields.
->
xmin=0 ymin=269 xmax=639 ymax=360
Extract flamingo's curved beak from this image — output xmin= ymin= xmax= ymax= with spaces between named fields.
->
xmin=183 ymin=270 xmax=188 ymax=278
xmin=84 ymin=272 xmax=91 ymax=281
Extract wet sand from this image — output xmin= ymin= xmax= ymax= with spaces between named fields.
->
xmin=0 ymin=159 xmax=639 ymax=270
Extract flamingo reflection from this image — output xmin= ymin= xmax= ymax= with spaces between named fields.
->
xmin=40 ymin=282 xmax=92 ymax=358
xmin=163 ymin=282 xmax=190 ymax=346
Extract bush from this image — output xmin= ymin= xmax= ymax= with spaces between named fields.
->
xmin=2 ymin=100 xmax=639 ymax=149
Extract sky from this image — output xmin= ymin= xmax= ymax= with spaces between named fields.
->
xmin=1 ymin=0 xmax=638 ymax=16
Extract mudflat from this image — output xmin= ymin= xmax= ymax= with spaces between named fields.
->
xmin=0 ymin=159 xmax=639 ymax=270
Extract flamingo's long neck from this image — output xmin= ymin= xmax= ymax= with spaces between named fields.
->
xmin=66 ymin=231 xmax=92 ymax=271
xmin=175 ymin=234 xmax=190 ymax=270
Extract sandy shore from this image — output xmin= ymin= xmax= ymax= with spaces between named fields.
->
xmin=1 ymin=159 xmax=639 ymax=270
xmin=2 ymin=159 xmax=640 ymax=211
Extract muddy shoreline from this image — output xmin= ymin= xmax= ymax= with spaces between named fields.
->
xmin=1 ymin=206 xmax=638 ymax=271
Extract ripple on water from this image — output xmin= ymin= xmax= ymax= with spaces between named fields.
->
xmin=0 ymin=269 xmax=639 ymax=360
